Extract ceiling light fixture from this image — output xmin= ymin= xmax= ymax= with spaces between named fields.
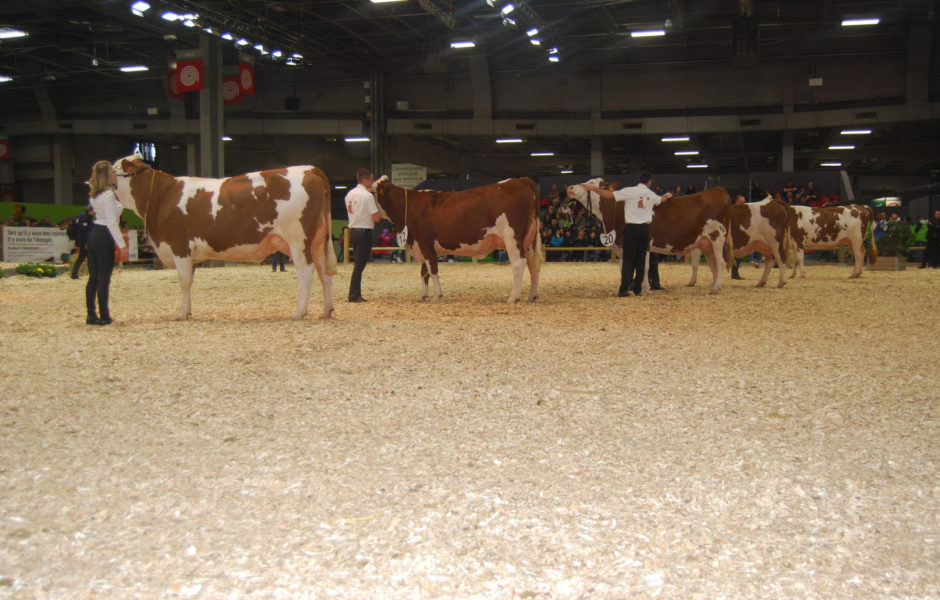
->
xmin=120 ymin=65 xmax=149 ymax=72
xmin=450 ymin=40 xmax=475 ymax=49
xmin=130 ymin=1 xmax=150 ymax=16
xmin=661 ymin=136 xmax=690 ymax=142
xmin=501 ymin=4 xmax=515 ymax=15
xmin=820 ymin=162 xmax=843 ymax=167
xmin=272 ymin=50 xmax=283 ymax=58
xmin=371 ymin=0 xmax=408 ymax=3
xmin=548 ymin=56 xmax=560 ymax=63
xmin=631 ymin=29 xmax=666 ymax=38
xmin=686 ymin=163 xmax=709 ymax=168
xmin=526 ymin=28 xmax=539 ymax=37
xmin=345 ymin=137 xmax=370 ymax=143
xmin=161 ymin=11 xmax=179 ymax=21
xmin=496 ymin=138 xmax=523 ymax=143
xmin=221 ymin=136 xmax=233 ymax=141
xmin=235 ymin=38 xmax=250 ymax=46
xmin=530 ymin=38 xmax=541 ymax=46
xmin=828 ymin=145 xmax=855 ymax=150
xmin=841 ymin=129 xmax=871 ymax=135
xmin=530 ymin=152 xmax=554 ymax=157
xmin=0 ymin=75 xmax=12 ymax=83
xmin=221 ymin=32 xmax=234 ymax=40
xmin=674 ymin=150 xmax=699 ymax=156
xmin=0 ymin=28 xmax=29 ymax=40
xmin=560 ymin=169 xmax=574 ymax=174
xmin=841 ymin=17 xmax=880 ymax=27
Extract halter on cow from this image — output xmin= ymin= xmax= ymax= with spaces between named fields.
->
xmin=113 ymin=153 xmax=336 ymax=320
xmin=371 ymin=175 xmax=542 ymax=303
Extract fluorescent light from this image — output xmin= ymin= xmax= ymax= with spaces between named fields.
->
xmin=203 ymin=27 xmax=215 ymax=35
xmin=686 ymin=164 xmax=709 ymax=169
xmin=254 ymin=43 xmax=268 ymax=55
xmin=221 ymin=32 xmax=234 ymax=40
xmin=334 ymin=185 xmax=348 ymax=190
xmin=182 ymin=19 xmax=197 ymax=28
xmin=495 ymin=138 xmax=523 ymax=143
xmin=828 ymin=145 xmax=855 ymax=150
xmin=820 ymin=162 xmax=842 ymax=167
xmin=0 ymin=28 xmax=28 ymax=40
xmin=560 ymin=169 xmax=574 ymax=174
xmin=345 ymin=137 xmax=370 ymax=143
xmin=450 ymin=40 xmax=475 ymax=49
xmin=841 ymin=129 xmax=871 ymax=135
xmin=548 ymin=56 xmax=560 ymax=63
xmin=548 ymin=47 xmax=559 ymax=54
xmin=0 ymin=75 xmax=12 ymax=83
xmin=530 ymin=38 xmax=542 ymax=46
xmin=221 ymin=136 xmax=233 ymax=141
xmin=501 ymin=3 xmax=515 ymax=15
xmin=119 ymin=65 xmax=149 ymax=72
xmin=235 ymin=38 xmax=250 ymax=46
xmin=131 ymin=1 xmax=150 ymax=12
xmin=161 ymin=11 xmax=179 ymax=21
xmin=502 ymin=16 xmax=516 ymax=27
xmin=661 ymin=136 xmax=689 ymax=142
xmin=530 ymin=152 xmax=554 ymax=157
xmin=272 ymin=50 xmax=283 ymax=58
xmin=291 ymin=53 xmax=304 ymax=60
xmin=674 ymin=150 xmax=699 ymax=156
xmin=842 ymin=18 xmax=880 ymax=27
xmin=371 ymin=0 xmax=408 ymax=3
xmin=526 ymin=28 xmax=539 ymax=37
xmin=631 ymin=29 xmax=666 ymax=38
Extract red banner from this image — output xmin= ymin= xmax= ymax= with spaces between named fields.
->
xmin=238 ymin=62 xmax=255 ymax=96
xmin=222 ymin=76 xmax=242 ymax=105
xmin=0 ymin=140 xmax=9 ymax=160
xmin=175 ymin=59 xmax=203 ymax=92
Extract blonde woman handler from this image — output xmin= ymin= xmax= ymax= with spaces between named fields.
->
xmin=85 ymin=160 xmax=127 ymax=325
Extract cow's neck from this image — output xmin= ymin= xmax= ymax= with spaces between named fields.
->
xmin=598 ymin=198 xmax=617 ymax=234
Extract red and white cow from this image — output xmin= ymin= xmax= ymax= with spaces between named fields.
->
xmin=371 ymin=176 xmax=542 ymax=303
xmin=689 ymin=196 xmax=792 ymax=288
xmin=788 ymin=204 xmax=877 ymax=278
xmin=567 ymin=179 xmax=733 ymax=294
xmin=113 ymin=153 xmax=337 ymax=320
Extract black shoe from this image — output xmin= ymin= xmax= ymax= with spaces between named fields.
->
xmin=348 ymin=297 xmax=367 ymax=303
xmin=71 ymin=274 xmax=79 ymax=280
xmin=98 ymin=317 xmax=113 ymax=325
xmin=731 ymin=275 xmax=744 ymax=280
xmin=86 ymin=316 xmax=100 ymax=325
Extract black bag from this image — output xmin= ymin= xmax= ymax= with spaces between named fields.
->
xmin=68 ymin=214 xmax=87 ymax=241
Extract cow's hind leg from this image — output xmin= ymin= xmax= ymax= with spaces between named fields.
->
xmin=174 ymin=256 xmax=195 ymax=320
xmin=849 ymin=241 xmax=864 ymax=278
xmin=525 ymin=248 xmax=540 ymax=302
xmin=505 ymin=245 xmax=525 ymax=303
xmin=687 ymin=249 xmax=700 ymax=286
xmin=419 ymin=263 xmax=431 ymax=301
xmin=707 ymin=239 xmax=726 ymax=295
xmin=289 ymin=245 xmax=315 ymax=320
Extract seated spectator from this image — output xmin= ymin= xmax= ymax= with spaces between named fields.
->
xmin=795 ymin=185 xmax=809 ymax=205
xmin=806 ymin=182 xmax=818 ymax=206
xmin=750 ymin=181 xmax=765 ymax=202
xmin=587 ymin=230 xmax=606 ymax=262
xmin=686 ymin=184 xmax=697 ymax=194
xmin=783 ymin=181 xmax=797 ymax=204
xmin=547 ymin=184 xmax=561 ymax=203
xmin=549 ymin=228 xmax=566 ymax=261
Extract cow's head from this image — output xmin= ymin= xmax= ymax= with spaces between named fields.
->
xmin=113 ymin=153 xmax=150 ymax=177
xmin=371 ymin=174 xmax=391 ymax=201
xmin=567 ymin=178 xmax=608 ymax=220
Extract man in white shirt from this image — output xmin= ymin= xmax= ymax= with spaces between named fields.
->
xmin=581 ymin=170 xmax=666 ymax=296
xmin=345 ymin=168 xmax=380 ymax=302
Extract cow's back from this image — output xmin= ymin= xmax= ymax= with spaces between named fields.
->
xmin=650 ymin=187 xmax=731 ymax=253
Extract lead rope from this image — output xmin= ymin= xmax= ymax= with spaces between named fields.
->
xmin=142 ymin=168 xmax=156 ymax=236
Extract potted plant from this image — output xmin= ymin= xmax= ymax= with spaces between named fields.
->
xmin=872 ymin=219 xmax=912 ymax=270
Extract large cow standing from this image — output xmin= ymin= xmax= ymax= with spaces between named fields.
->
xmin=788 ymin=204 xmax=877 ymax=278
xmin=689 ymin=196 xmax=792 ymax=288
xmin=113 ymin=153 xmax=337 ymax=320
xmin=371 ymin=176 xmax=542 ymax=303
xmin=567 ymin=179 xmax=733 ymax=294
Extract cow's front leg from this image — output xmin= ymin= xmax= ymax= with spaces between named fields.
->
xmin=640 ymin=251 xmax=651 ymax=295
xmin=428 ymin=258 xmax=443 ymax=300
xmin=173 ymin=256 xmax=195 ymax=320
xmin=419 ymin=262 xmax=431 ymax=301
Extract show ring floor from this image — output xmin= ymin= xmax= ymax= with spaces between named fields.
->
xmin=1 ymin=261 xmax=937 ymax=598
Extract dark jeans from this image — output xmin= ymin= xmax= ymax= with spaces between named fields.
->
xmin=71 ymin=243 xmax=88 ymax=278
xmin=86 ymin=226 xmax=115 ymax=319
xmin=271 ymin=251 xmax=287 ymax=271
xmin=619 ymin=223 xmax=649 ymax=296
xmin=348 ymin=228 xmax=373 ymax=300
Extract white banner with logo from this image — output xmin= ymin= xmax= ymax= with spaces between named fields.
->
xmin=1 ymin=226 xmax=138 ymax=263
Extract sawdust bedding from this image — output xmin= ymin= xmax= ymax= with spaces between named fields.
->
xmin=0 ymin=260 xmax=937 ymax=599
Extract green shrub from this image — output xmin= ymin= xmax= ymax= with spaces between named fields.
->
xmin=15 ymin=263 xmax=59 ymax=278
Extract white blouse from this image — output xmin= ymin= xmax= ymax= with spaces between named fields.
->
xmin=89 ymin=189 xmax=127 ymax=248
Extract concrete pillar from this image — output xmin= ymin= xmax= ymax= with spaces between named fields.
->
xmin=52 ymin=135 xmax=72 ymax=205
xmin=186 ymin=138 xmax=198 ymax=175
xmin=781 ymin=131 xmax=794 ymax=172
xmin=590 ymin=137 xmax=603 ymax=176
xmin=199 ymin=35 xmax=224 ymax=177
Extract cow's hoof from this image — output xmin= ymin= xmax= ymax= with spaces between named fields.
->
xmin=686 ymin=282 xmax=696 ymax=287
xmin=777 ymin=283 xmax=786 ymax=288
xmin=528 ymin=296 xmax=539 ymax=302
xmin=317 ymin=311 xmax=333 ymax=320
xmin=756 ymin=282 xmax=766 ymax=288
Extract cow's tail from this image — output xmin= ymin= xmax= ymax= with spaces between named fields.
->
xmin=723 ymin=216 xmax=734 ymax=271
xmin=528 ymin=180 xmax=543 ymax=271
xmin=864 ymin=207 xmax=878 ymax=265
xmin=323 ymin=213 xmax=338 ymax=276
xmin=783 ymin=218 xmax=795 ymax=266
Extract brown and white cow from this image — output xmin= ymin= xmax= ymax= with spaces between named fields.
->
xmin=787 ymin=204 xmax=877 ymax=278
xmin=567 ymin=179 xmax=733 ymax=294
xmin=113 ymin=153 xmax=337 ymax=320
xmin=689 ymin=196 xmax=792 ymax=288
xmin=371 ymin=175 xmax=542 ymax=303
